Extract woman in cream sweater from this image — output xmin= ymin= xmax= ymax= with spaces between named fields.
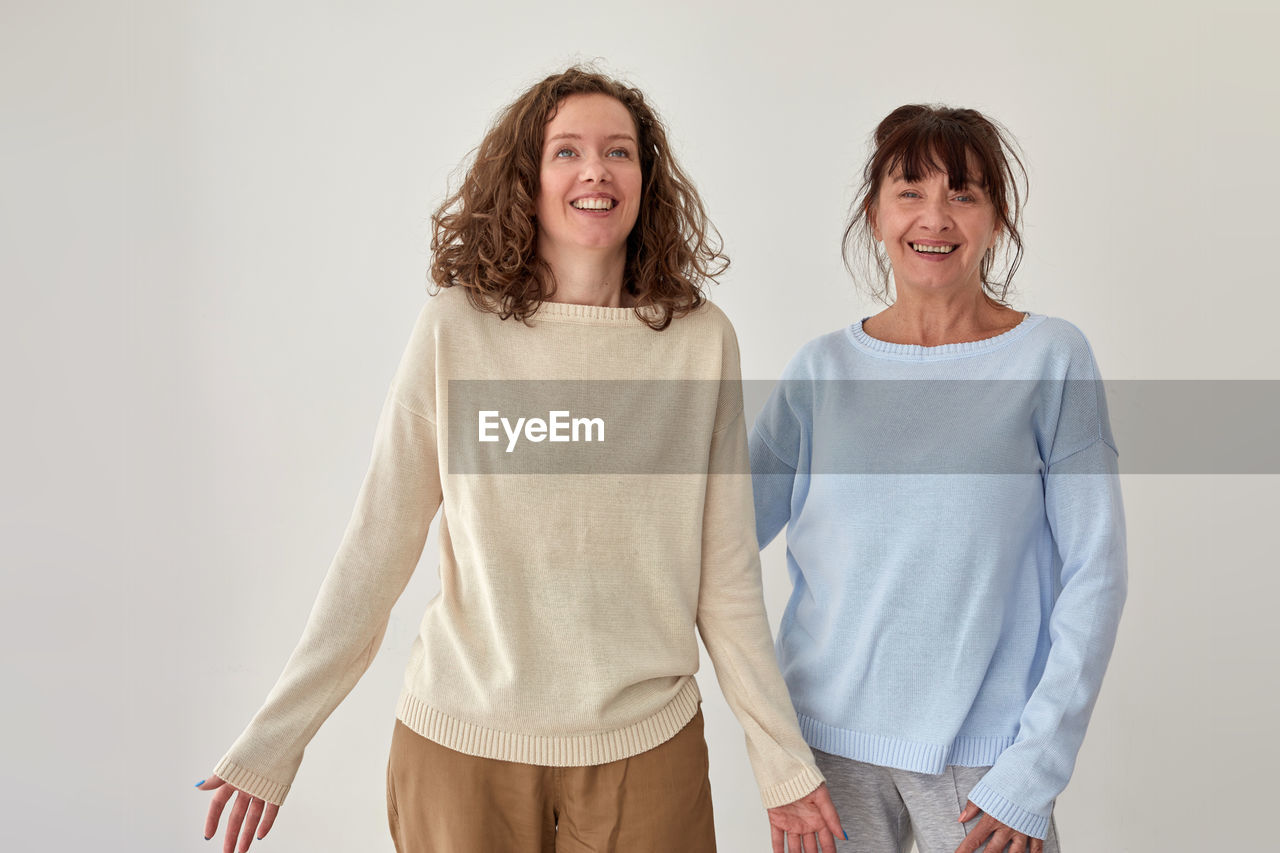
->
xmin=197 ymin=66 xmax=842 ymax=853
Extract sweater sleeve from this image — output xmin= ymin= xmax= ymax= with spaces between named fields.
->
xmin=696 ymin=327 xmax=826 ymax=809
xmin=966 ymin=347 xmax=1128 ymax=839
xmin=749 ymin=426 xmax=797 ymax=550
xmin=749 ymin=369 xmax=808 ymax=549
xmin=212 ymin=313 xmax=443 ymax=806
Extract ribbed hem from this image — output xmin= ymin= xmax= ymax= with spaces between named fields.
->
xmin=967 ymin=781 xmax=1051 ymax=839
xmin=845 ymin=313 xmax=1043 ymax=361
xmin=211 ymin=757 xmax=291 ymax=806
xmin=395 ymin=678 xmax=702 ymax=766
xmin=759 ymin=765 xmax=827 ymax=809
xmin=797 ymin=713 xmax=1016 ymax=774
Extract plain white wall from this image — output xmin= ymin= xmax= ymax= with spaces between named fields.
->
xmin=3 ymin=0 xmax=1278 ymax=850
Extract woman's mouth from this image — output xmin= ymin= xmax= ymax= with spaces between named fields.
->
xmin=571 ymin=197 xmax=616 ymax=211
xmin=910 ymin=242 xmax=957 ymax=254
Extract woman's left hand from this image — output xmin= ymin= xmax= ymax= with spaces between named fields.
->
xmin=955 ymin=801 xmax=1044 ymax=853
xmin=197 ymin=775 xmax=280 ymax=853
xmin=766 ymin=782 xmax=845 ymax=853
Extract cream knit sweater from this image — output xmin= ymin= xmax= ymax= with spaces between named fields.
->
xmin=214 ymin=287 xmax=824 ymax=809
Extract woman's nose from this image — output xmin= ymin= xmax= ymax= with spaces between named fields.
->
xmin=918 ymin=196 xmax=953 ymax=230
xmin=579 ymin=155 xmax=611 ymax=183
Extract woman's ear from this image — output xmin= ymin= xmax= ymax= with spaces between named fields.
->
xmin=868 ymin=204 xmax=881 ymax=243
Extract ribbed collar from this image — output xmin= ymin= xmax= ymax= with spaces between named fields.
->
xmin=530 ymin=299 xmax=663 ymax=327
xmin=845 ymin=313 xmax=1044 ymax=361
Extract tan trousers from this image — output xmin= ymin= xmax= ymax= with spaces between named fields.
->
xmin=386 ymin=709 xmax=717 ymax=852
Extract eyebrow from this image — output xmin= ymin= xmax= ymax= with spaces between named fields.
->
xmin=545 ymin=132 xmax=637 ymax=146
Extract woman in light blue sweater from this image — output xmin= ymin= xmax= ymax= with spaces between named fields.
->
xmin=750 ymin=105 xmax=1126 ymax=853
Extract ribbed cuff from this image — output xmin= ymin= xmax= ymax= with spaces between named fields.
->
xmin=211 ymin=756 xmax=291 ymax=806
xmin=759 ymin=765 xmax=826 ymax=809
xmin=966 ymin=781 xmax=1050 ymax=840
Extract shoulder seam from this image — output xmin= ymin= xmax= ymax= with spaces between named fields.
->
xmin=396 ymin=397 xmax=436 ymax=425
xmin=711 ymin=402 xmax=745 ymax=436
xmin=752 ymin=425 xmax=798 ymax=471
xmin=1048 ymin=435 xmax=1117 ymax=470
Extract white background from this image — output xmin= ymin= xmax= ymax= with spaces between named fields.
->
xmin=3 ymin=0 xmax=1277 ymax=850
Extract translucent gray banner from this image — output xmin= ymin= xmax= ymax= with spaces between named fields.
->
xmin=444 ymin=380 xmax=1280 ymax=474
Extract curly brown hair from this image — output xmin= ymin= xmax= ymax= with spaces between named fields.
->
xmin=842 ymin=104 xmax=1028 ymax=305
xmin=429 ymin=66 xmax=728 ymax=331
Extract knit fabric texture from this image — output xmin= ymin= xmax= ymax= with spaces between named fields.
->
xmin=749 ymin=314 xmax=1127 ymax=839
xmin=216 ymin=287 xmax=824 ymax=809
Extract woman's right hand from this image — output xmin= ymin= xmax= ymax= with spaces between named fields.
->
xmin=766 ymin=782 xmax=845 ymax=852
xmin=195 ymin=775 xmax=279 ymax=853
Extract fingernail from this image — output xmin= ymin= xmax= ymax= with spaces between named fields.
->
xmin=195 ymin=779 xmax=206 ymax=787
xmin=204 ymin=836 xmax=211 ymax=841
xmin=842 ymin=829 xmax=848 ymax=840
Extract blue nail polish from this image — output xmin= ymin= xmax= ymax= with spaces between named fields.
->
xmin=843 ymin=829 xmax=849 ymax=840
xmin=195 ymin=779 xmax=206 ymax=787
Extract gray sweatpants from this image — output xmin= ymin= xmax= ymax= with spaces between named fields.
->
xmin=814 ymin=750 xmax=1061 ymax=853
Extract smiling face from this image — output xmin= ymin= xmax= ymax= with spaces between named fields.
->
xmin=870 ymin=161 xmax=1000 ymax=298
xmin=534 ymin=93 xmax=643 ymax=265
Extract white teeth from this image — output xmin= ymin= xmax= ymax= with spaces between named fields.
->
xmin=571 ymin=198 xmax=614 ymax=210
xmin=911 ymin=243 xmax=956 ymax=254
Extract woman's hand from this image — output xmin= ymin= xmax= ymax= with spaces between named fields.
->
xmin=766 ymin=782 xmax=845 ymax=852
xmin=195 ymin=775 xmax=280 ymax=853
xmin=955 ymin=801 xmax=1043 ymax=853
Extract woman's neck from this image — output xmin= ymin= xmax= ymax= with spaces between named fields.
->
xmin=540 ymin=244 xmax=631 ymax=308
xmin=864 ymin=289 xmax=1022 ymax=347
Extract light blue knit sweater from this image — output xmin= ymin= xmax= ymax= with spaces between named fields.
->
xmin=749 ymin=314 xmax=1127 ymax=839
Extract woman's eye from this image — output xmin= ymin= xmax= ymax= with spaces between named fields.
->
xmin=900 ymin=190 xmax=921 ymax=199
xmin=554 ymin=148 xmax=575 ymax=158
xmin=953 ymin=193 xmax=977 ymax=203
xmin=607 ymin=148 xmax=630 ymax=158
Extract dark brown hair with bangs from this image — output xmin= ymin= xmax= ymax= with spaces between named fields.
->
xmin=429 ymin=66 xmax=728 ymax=331
xmin=843 ymin=104 xmax=1028 ymax=304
